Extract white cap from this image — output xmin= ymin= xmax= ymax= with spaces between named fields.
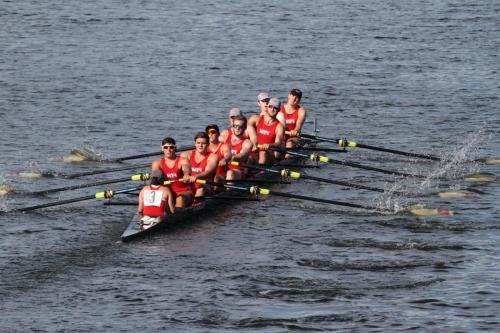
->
xmin=229 ymin=108 xmax=242 ymax=117
xmin=257 ymin=92 xmax=270 ymax=101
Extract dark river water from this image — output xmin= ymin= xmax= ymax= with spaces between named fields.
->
xmin=1 ymin=0 xmax=499 ymax=331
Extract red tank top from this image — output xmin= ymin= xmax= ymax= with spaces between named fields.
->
xmin=256 ymin=116 xmax=279 ymax=144
xmin=160 ymin=156 xmax=192 ymax=195
xmin=227 ymin=129 xmax=246 ymax=171
xmin=189 ymin=150 xmax=213 ymax=188
xmin=142 ymin=185 xmax=167 ymax=218
xmin=281 ymin=104 xmax=300 ymax=132
xmin=208 ymin=143 xmax=227 ymax=176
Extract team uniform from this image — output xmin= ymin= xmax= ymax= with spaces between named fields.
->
xmin=226 ymin=129 xmax=246 ymax=173
xmin=142 ymin=185 xmax=167 ymax=219
xmin=207 ymin=143 xmax=227 ymax=178
xmin=189 ymin=150 xmax=213 ymax=190
xmin=256 ymin=116 xmax=279 ymax=145
xmin=160 ymin=156 xmax=193 ymax=196
xmin=281 ymin=104 xmax=300 ymax=141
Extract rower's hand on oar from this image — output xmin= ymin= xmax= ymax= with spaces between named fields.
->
xmin=184 ymin=175 xmax=197 ymax=183
xmin=258 ymin=144 xmax=271 ymax=151
xmin=288 ymin=130 xmax=300 ymax=137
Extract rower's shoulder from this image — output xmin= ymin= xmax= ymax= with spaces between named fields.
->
xmin=248 ymin=114 xmax=260 ymax=125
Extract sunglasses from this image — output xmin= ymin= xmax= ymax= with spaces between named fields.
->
xmin=162 ymin=145 xmax=176 ymax=150
xmin=260 ymin=98 xmax=270 ymax=103
xmin=207 ymin=129 xmax=218 ymax=134
xmin=267 ymin=105 xmax=278 ymax=110
xmin=232 ymin=124 xmax=245 ymax=129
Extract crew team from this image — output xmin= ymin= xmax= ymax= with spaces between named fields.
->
xmin=138 ymin=89 xmax=307 ymax=224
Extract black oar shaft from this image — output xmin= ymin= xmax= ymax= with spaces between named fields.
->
xmin=111 ymin=152 xmax=160 ymax=162
xmin=328 ymin=159 xmax=422 ymax=178
xmin=13 ymin=186 xmax=142 ymax=212
xmin=301 ymin=174 xmax=385 ymax=193
xmin=30 ymin=176 xmax=134 ymax=195
xmin=355 ymin=143 xmax=440 ymax=161
xmin=109 ymin=145 xmax=193 ymax=162
xmin=267 ymin=190 xmax=379 ymax=210
xmin=64 ymin=163 xmax=150 ymax=179
xmin=289 ymin=147 xmax=347 ymax=153
xmin=239 ymin=162 xmax=387 ymax=193
xmin=203 ymin=181 xmax=380 ymax=211
xmin=300 ymin=133 xmax=440 ymax=161
xmin=270 ymin=146 xmax=422 ymax=178
xmin=15 ymin=194 xmax=97 ymax=212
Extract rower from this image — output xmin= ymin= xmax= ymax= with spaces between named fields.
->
xmin=219 ymin=108 xmax=249 ymax=142
xmin=247 ymin=97 xmax=284 ymax=165
xmin=281 ymin=88 xmax=307 ymax=149
xmin=182 ymin=132 xmax=219 ymax=197
xmin=257 ymin=92 xmax=285 ymax=126
xmin=151 ymin=137 xmax=194 ymax=208
xmin=220 ymin=115 xmax=253 ymax=181
xmin=206 ymin=124 xmax=231 ymax=184
xmin=137 ymin=170 xmax=175 ymax=227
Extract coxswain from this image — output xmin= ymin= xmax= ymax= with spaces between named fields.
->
xmin=247 ymin=97 xmax=284 ymax=165
xmin=206 ymin=124 xmax=231 ymax=184
xmin=220 ymin=115 xmax=253 ymax=181
xmin=281 ymin=88 xmax=307 ymax=149
xmin=151 ymin=137 xmax=194 ymax=208
xmin=137 ymin=170 xmax=175 ymax=228
xmin=182 ymin=132 xmax=219 ymax=197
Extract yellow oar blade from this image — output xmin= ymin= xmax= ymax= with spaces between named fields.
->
xmin=0 ymin=184 xmax=13 ymax=197
xmin=463 ymin=172 xmax=497 ymax=182
xmin=477 ymin=157 xmax=500 ymax=165
xmin=438 ymin=190 xmax=480 ymax=199
xmin=15 ymin=172 xmax=44 ymax=178
xmin=408 ymin=205 xmax=454 ymax=217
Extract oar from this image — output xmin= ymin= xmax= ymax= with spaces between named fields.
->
xmin=26 ymin=173 xmax=150 ymax=195
xmin=232 ymin=162 xmax=388 ymax=193
xmin=108 ymin=145 xmax=194 ymax=162
xmin=197 ymin=180 xmax=455 ymax=216
xmin=9 ymin=185 xmax=143 ymax=213
xmin=295 ymin=132 xmax=441 ymax=161
xmin=63 ymin=163 xmax=151 ymax=179
xmin=267 ymin=146 xmax=424 ymax=178
xmin=196 ymin=180 xmax=381 ymax=210
xmin=288 ymin=147 xmax=348 ymax=153
xmin=234 ymin=162 xmax=479 ymax=199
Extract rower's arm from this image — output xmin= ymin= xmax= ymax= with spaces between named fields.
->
xmin=219 ymin=130 xmax=229 ymax=144
xmin=163 ymin=187 xmax=175 ymax=214
xmin=194 ymin=154 xmax=218 ymax=179
xmin=272 ymin=124 xmax=284 ymax=147
xmin=179 ymin=156 xmax=191 ymax=177
xmin=247 ymin=115 xmax=259 ymax=148
xmin=295 ymin=107 xmax=307 ymax=133
xmin=151 ymin=159 xmax=161 ymax=172
xmin=233 ymin=140 xmax=252 ymax=161
xmin=221 ymin=144 xmax=232 ymax=163
xmin=137 ymin=188 xmax=145 ymax=217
